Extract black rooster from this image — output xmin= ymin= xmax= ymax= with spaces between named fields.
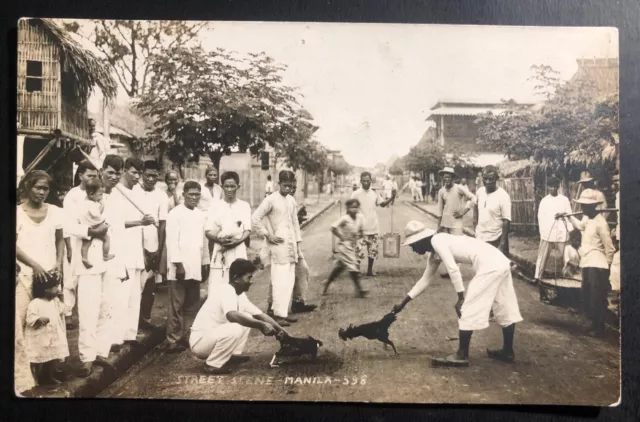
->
xmin=269 ymin=332 xmax=323 ymax=367
xmin=338 ymin=312 xmax=398 ymax=356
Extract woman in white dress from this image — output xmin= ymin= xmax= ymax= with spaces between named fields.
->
xmin=15 ymin=170 xmax=65 ymax=394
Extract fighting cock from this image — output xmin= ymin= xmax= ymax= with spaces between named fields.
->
xmin=338 ymin=312 xmax=398 ymax=356
xmin=269 ymin=331 xmax=323 ymax=368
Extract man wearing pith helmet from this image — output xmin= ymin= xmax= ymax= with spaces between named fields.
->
xmin=391 ymin=220 xmax=523 ymax=367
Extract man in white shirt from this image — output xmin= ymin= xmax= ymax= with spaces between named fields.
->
xmin=351 ymin=172 xmax=395 ymax=277
xmin=110 ymin=158 xmax=156 ymax=348
xmin=392 ymin=220 xmax=523 ymax=367
xmin=534 ymin=177 xmax=573 ymax=281
xmin=198 ymin=166 xmax=223 ymax=213
xmin=473 ymin=166 xmax=512 ymax=257
xmin=165 ymin=181 xmax=210 ymax=352
xmin=265 ymin=175 xmax=274 ymax=197
xmin=252 ymin=170 xmax=302 ymax=326
xmin=205 ymin=171 xmax=252 ymax=292
xmin=134 ymin=160 xmax=169 ymax=330
xmin=577 ymin=173 xmax=608 ymax=211
xmin=382 ymin=175 xmax=394 ymax=201
xmin=189 ymin=258 xmax=288 ymax=374
xmin=436 ymin=167 xmax=476 ymax=236
xmin=88 ymin=119 xmax=110 ymax=170
xmin=62 ymin=160 xmax=100 ymax=329
xmin=414 ymin=178 xmax=424 ymax=202
xmin=71 ymin=155 xmax=128 ymax=377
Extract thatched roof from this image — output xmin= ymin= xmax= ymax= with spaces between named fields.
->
xmin=31 ymin=18 xmax=118 ymax=100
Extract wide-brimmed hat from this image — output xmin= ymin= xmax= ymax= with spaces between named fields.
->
xmin=402 ymin=220 xmax=436 ymax=246
xmin=438 ymin=166 xmax=457 ymax=177
xmin=573 ymin=189 xmax=604 ymax=205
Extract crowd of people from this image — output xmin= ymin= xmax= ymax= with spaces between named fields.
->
xmin=15 ymin=155 xmax=620 ymax=393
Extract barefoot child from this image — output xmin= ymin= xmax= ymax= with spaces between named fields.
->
xmin=323 ymin=199 xmax=368 ymax=298
xmin=79 ymin=178 xmax=114 ymax=269
xmin=25 ymin=273 xmax=69 ymax=385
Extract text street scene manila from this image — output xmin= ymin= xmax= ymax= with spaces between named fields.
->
xmin=15 ymin=19 xmax=620 ymax=406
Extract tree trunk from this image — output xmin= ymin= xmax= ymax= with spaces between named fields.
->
xmin=303 ymin=171 xmax=308 ymax=199
xmin=208 ymin=151 xmax=223 ymax=171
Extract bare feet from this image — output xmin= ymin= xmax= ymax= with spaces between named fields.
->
xmin=82 ymin=259 xmax=93 ymax=269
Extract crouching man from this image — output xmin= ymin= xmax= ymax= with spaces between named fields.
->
xmin=189 ymin=258 xmax=289 ymax=374
xmin=392 ymin=220 xmax=523 ymax=367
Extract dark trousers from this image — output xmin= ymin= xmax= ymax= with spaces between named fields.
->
xmin=140 ymin=275 xmax=156 ymax=322
xmin=166 ymin=279 xmax=201 ymax=344
xmin=486 ymin=237 xmax=509 ymax=257
xmin=581 ymin=267 xmax=610 ymax=332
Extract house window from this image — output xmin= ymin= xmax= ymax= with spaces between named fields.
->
xmin=26 ymin=60 xmax=43 ymax=92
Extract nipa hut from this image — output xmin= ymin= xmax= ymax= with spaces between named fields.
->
xmin=17 ymin=18 xmax=117 ymax=191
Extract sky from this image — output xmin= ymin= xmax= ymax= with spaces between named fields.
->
xmin=83 ymin=21 xmax=618 ymax=168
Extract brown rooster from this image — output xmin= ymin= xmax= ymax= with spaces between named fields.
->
xmin=338 ymin=312 xmax=398 ymax=355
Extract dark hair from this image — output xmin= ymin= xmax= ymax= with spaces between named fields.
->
xmin=547 ymin=177 xmax=560 ymax=187
xmin=165 ymin=170 xmax=179 ymax=183
xmin=76 ymin=160 xmax=97 ymax=175
xmin=125 ymin=157 xmax=144 ymax=171
xmin=279 ymin=170 xmax=295 ymax=183
xmin=143 ymin=160 xmax=160 ymax=172
xmin=18 ymin=170 xmax=51 ymax=201
xmin=345 ymin=198 xmax=360 ymax=208
xmin=267 ymin=175 xmax=272 ymax=181
xmin=229 ymin=258 xmax=257 ymax=281
xmin=85 ymin=177 xmax=104 ymax=195
xmin=183 ymin=180 xmax=201 ymax=192
xmin=482 ymin=165 xmax=499 ymax=178
xmin=32 ymin=272 xmax=61 ymax=299
xmin=221 ymin=171 xmax=240 ymax=185
xmin=360 ymin=172 xmax=372 ymax=179
xmin=102 ymin=154 xmax=124 ymax=171
xmin=205 ymin=166 xmax=218 ymax=176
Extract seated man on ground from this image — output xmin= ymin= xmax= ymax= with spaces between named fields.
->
xmin=189 ymin=258 xmax=290 ymax=374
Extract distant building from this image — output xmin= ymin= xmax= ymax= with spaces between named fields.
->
xmin=571 ymin=57 xmax=619 ymax=101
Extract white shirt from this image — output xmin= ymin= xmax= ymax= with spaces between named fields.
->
xmin=571 ymin=214 xmax=615 ymax=269
xmin=110 ymin=184 xmax=146 ymax=269
xmin=407 ymin=233 xmax=511 ymax=298
xmin=265 ymin=180 xmax=274 ymax=195
xmin=89 ymin=132 xmax=111 ymax=169
xmin=538 ymin=194 xmax=573 ymax=242
xmin=197 ymin=182 xmax=223 ymax=213
xmin=206 ymin=198 xmax=252 ymax=269
xmin=16 ymin=204 xmax=64 ymax=279
xmin=474 ymin=186 xmax=512 ymax=242
xmin=166 ymin=204 xmax=210 ymax=281
xmin=133 ymin=184 xmax=169 ymax=253
xmin=191 ymin=283 xmax=262 ymax=333
xmin=350 ymin=188 xmax=383 ymax=235
xmin=382 ymin=179 xmax=394 ymax=199
xmin=252 ymin=192 xmax=302 ymax=265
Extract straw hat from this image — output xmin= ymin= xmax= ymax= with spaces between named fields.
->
xmin=438 ymin=166 xmax=457 ymax=177
xmin=573 ymin=189 xmax=604 ymax=205
xmin=402 ymin=220 xmax=436 ymax=246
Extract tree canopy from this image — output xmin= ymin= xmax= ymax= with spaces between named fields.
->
xmin=403 ymin=141 xmax=446 ymax=175
xmin=135 ymin=46 xmax=316 ymax=170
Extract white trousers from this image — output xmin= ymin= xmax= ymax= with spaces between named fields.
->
xmin=189 ymin=323 xmax=251 ymax=368
xmin=77 ymin=272 xmax=117 ymax=362
xmin=111 ymin=268 xmax=143 ymax=345
xmin=459 ymin=267 xmax=523 ymax=331
xmin=271 ymin=262 xmax=296 ymax=318
xmin=534 ymin=240 xmax=567 ymax=279
xmin=63 ymin=256 xmax=78 ymax=317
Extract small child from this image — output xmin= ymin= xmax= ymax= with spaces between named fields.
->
xmin=25 ymin=273 xmax=69 ymax=385
xmin=562 ymin=230 xmax=582 ymax=279
xmin=80 ymin=178 xmax=114 ymax=269
xmin=323 ymin=199 xmax=368 ymax=298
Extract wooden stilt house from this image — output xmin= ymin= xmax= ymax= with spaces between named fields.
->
xmin=17 ymin=18 xmax=117 ymax=191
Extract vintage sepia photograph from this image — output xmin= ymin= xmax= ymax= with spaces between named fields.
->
xmin=15 ymin=18 xmax=620 ymax=405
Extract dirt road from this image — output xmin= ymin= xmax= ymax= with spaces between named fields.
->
xmin=103 ymin=202 xmax=620 ymax=405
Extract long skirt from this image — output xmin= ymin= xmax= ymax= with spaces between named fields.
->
xmin=15 ymin=274 xmax=36 ymax=394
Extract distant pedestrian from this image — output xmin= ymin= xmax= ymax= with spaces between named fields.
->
xmin=265 ymin=175 xmax=274 ymax=197
xmin=351 ymin=172 xmax=395 ymax=277
xmin=564 ymin=190 xmax=615 ymax=337
xmin=473 ymin=166 xmax=511 ymax=257
xmin=88 ymin=118 xmax=110 ymax=170
xmin=323 ymin=198 xmax=367 ymax=297
xmin=198 ymin=166 xmax=223 ymax=213
xmin=165 ymin=181 xmax=210 ymax=353
xmin=414 ymin=178 xmax=424 ymax=202
xmin=534 ymin=177 xmax=573 ymax=282
xmin=25 ymin=274 xmax=68 ymax=385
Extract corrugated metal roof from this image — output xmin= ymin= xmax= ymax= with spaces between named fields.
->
xmin=427 ymin=107 xmax=507 ymax=118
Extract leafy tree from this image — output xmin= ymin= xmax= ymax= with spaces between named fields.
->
xmin=403 ymin=142 xmax=446 ymax=175
xmin=475 ymin=65 xmax=619 ymax=177
xmin=328 ymin=155 xmax=352 ymax=176
xmin=135 ymin=46 xmax=306 ymax=171
xmin=64 ymin=20 xmax=209 ymax=97
xmin=388 ymin=158 xmax=405 ymax=175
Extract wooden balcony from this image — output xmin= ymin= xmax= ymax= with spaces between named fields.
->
xmin=17 ymin=95 xmax=90 ymax=142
